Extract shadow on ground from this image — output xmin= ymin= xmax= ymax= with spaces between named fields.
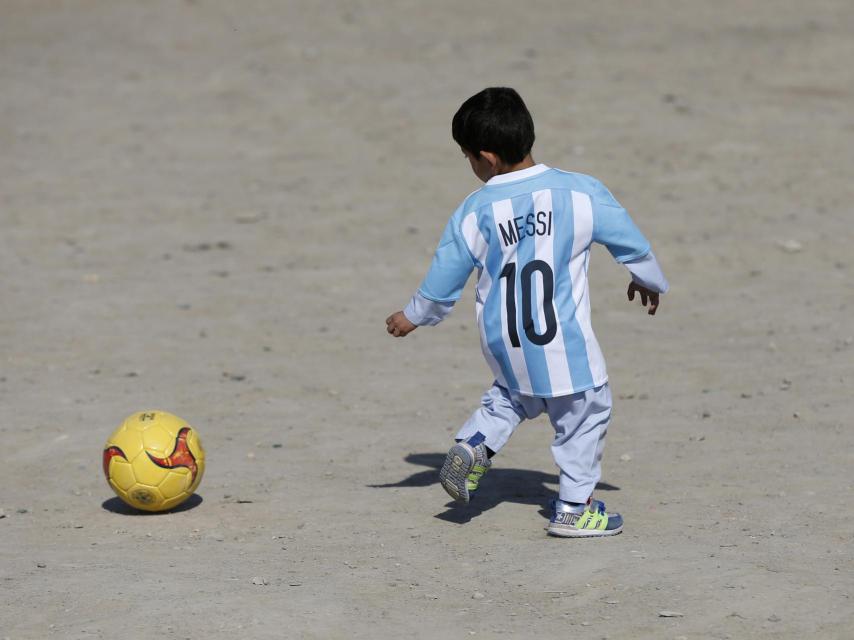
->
xmin=369 ymin=453 xmax=619 ymax=524
xmin=101 ymin=494 xmax=204 ymax=515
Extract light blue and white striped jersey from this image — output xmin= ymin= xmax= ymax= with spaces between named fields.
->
xmin=417 ymin=164 xmax=651 ymax=398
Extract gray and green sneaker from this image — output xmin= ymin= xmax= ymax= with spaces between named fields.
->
xmin=547 ymin=498 xmax=623 ymax=538
xmin=439 ymin=441 xmax=491 ymax=503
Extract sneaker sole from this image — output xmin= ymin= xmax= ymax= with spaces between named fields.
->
xmin=546 ymin=523 xmax=623 ymax=538
xmin=439 ymin=443 xmax=476 ymax=503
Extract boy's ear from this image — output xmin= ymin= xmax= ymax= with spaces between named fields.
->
xmin=479 ymin=150 xmax=501 ymax=170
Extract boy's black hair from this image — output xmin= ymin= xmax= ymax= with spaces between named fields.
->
xmin=452 ymin=87 xmax=535 ymax=165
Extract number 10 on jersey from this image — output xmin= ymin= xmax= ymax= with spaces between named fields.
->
xmin=499 ymin=260 xmax=558 ymax=348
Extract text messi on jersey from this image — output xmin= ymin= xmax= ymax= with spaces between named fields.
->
xmin=498 ymin=210 xmax=553 ymax=248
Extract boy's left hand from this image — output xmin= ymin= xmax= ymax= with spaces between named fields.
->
xmin=627 ymin=282 xmax=660 ymax=315
xmin=386 ymin=311 xmax=417 ymax=337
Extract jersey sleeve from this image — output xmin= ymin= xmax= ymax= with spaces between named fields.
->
xmin=624 ymin=250 xmax=670 ymax=293
xmin=591 ymin=180 xmax=651 ymax=263
xmin=417 ymin=213 xmax=476 ymax=303
xmin=403 ymin=291 xmax=456 ymax=326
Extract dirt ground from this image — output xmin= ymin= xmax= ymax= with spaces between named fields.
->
xmin=1 ymin=1 xmax=852 ymax=638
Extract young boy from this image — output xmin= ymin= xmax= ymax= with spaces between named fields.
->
xmin=386 ymin=87 xmax=668 ymax=537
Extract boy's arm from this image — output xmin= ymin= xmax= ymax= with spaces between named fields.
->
xmin=590 ymin=180 xmax=668 ymax=315
xmin=386 ymin=212 xmax=475 ymax=338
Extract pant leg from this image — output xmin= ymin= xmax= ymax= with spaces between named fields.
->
xmin=455 ymin=382 xmax=545 ymax=454
xmin=544 ymin=383 xmax=612 ymax=503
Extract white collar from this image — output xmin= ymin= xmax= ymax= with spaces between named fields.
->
xmin=485 ymin=163 xmax=550 ymax=186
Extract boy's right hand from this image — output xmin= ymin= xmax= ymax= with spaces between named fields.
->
xmin=386 ymin=311 xmax=417 ymax=337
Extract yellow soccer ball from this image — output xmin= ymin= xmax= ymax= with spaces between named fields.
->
xmin=102 ymin=411 xmax=205 ymax=512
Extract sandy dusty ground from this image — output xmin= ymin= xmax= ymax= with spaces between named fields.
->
xmin=1 ymin=1 xmax=852 ymax=638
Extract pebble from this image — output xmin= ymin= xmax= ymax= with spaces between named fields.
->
xmin=619 ymin=453 xmax=632 ymax=462
xmin=776 ymin=239 xmax=803 ymax=253
xmin=768 ymin=614 xmax=781 ymax=622
xmin=472 ymin=592 xmax=485 ymax=600
xmin=235 ymin=213 xmax=266 ymax=224
xmin=251 ymin=577 xmax=268 ymax=586
xmin=658 ymin=610 xmax=684 ymax=618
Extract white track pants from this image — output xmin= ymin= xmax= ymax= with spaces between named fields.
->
xmin=455 ymin=382 xmax=612 ymax=503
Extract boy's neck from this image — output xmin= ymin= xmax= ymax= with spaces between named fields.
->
xmin=495 ymin=154 xmax=536 ymax=176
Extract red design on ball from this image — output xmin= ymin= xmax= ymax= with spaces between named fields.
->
xmin=102 ymin=446 xmax=128 ymax=478
xmin=146 ymin=427 xmax=199 ymax=483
